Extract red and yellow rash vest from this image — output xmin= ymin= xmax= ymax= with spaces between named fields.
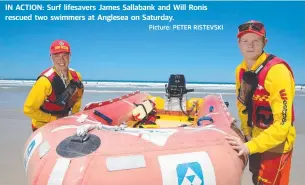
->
xmin=235 ymin=52 xmax=296 ymax=154
xmin=24 ymin=67 xmax=83 ymax=129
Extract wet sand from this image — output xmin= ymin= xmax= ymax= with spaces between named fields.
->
xmin=0 ymin=86 xmax=304 ymax=185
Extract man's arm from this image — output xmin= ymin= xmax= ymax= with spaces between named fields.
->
xmin=235 ymin=66 xmax=252 ymax=137
xmin=246 ymin=64 xmax=295 ymax=154
xmin=23 ymin=77 xmax=57 ymax=122
xmin=71 ymin=99 xmax=82 ymax=114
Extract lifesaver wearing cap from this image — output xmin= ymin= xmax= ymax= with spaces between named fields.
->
xmin=238 ymin=54 xmax=295 ymax=129
xmin=50 ymin=40 xmax=71 ymax=54
xmin=237 ymin=20 xmax=266 ymax=38
xmin=38 ymin=67 xmax=84 ymax=116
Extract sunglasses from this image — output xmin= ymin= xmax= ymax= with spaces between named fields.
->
xmin=238 ymin=22 xmax=265 ymax=33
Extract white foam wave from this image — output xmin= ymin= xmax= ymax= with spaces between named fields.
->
xmin=0 ymin=80 xmax=304 ymax=92
xmin=0 ymin=80 xmax=235 ymax=90
xmin=84 ymin=81 xmax=236 ymax=88
xmin=84 ymin=90 xmax=305 ymax=96
xmin=84 ymin=89 xmax=237 ymax=95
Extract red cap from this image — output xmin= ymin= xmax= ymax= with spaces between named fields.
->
xmin=50 ymin=40 xmax=71 ymax=54
xmin=237 ymin=20 xmax=266 ymax=38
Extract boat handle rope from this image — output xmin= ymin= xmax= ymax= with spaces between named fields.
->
xmin=73 ymin=114 xmax=177 ymax=137
xmin=197 ymin=116 xmax=214 ymax=126
xmin=76 ymin=122 xmax=128 ymax=137
xmin=196 ymin=105 xmax=216 ymax=126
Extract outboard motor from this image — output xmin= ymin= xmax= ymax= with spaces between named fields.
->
xmin=164 ymin=74 xmax=194 ymax=113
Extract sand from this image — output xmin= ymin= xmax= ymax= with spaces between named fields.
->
xmin=0 ymin=86 xmax=304 ymax=185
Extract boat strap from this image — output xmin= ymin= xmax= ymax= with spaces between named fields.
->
xmin=132 ymin=100 xmax=158 ymax=128
xmin=133 ymin=99 xmax=156 ymax=119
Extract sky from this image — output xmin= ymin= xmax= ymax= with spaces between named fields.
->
xmin=0 ymin=1 xmax=304 ymax=84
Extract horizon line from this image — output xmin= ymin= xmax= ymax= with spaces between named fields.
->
xmin=1 ymin=78 xmax=305 ymax=86
xmin=0 ymin=77 xmax=235 ymax=84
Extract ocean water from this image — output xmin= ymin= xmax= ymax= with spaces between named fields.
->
xmin=1 ymin=79 xmax=304 ymax=132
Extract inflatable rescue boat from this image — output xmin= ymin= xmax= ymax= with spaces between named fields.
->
xmin=23 ymin=74 xmax=248 ymax=185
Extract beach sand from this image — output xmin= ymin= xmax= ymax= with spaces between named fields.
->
xmin=0 ymin=86 xmax=304 ymax=185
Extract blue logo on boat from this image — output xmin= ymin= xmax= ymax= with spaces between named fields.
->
xmin=24 ymin=139 xmax=36 ymax=168
xmin=176 ymin=162 xmax=204 ymax=185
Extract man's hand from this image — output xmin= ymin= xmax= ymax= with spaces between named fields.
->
xmin=225 ymin=135 xmax=250 ymax=157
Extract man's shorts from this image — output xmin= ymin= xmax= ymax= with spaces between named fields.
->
xmin=249 ymin=150 xmax=293 ymax=185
